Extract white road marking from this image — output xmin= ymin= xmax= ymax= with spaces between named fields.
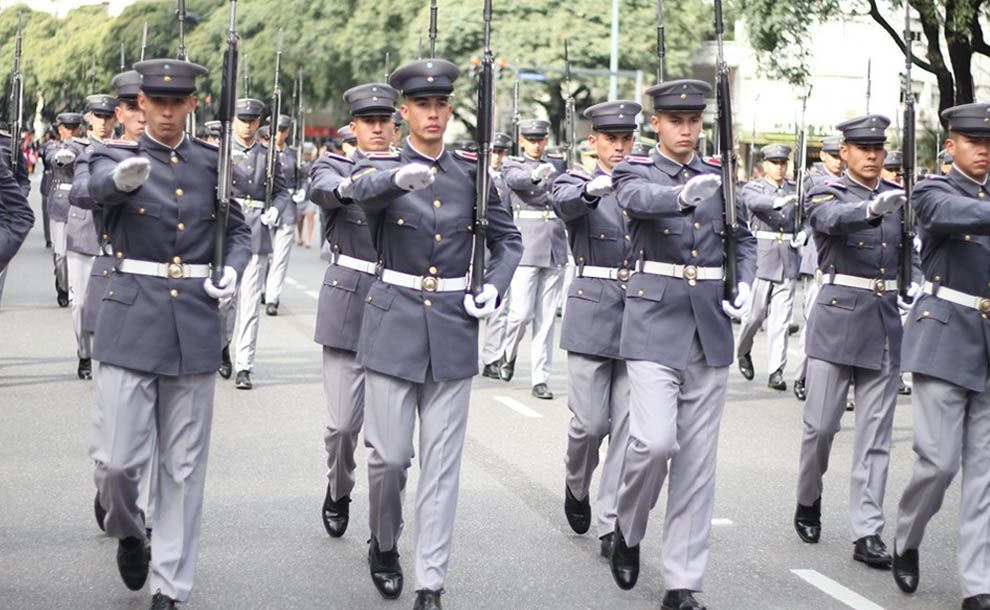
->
xmin=791 ymin=569 xmax=885 ymax=610
xmin=285 ymin=277 xmax=303 ymax=288
xmin=494 ymin=396 xmax=543 ymax=419
xmin=711 ymin=518 xmax=733 ymax=526
xmin=305 ymin=290 xmax=320 ymax=300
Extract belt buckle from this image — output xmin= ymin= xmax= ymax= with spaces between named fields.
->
xmin=421 ymin=276 xmax=439 ymax=292
xmin=617 ymin=268 xmax=631 ymax=281
xmin=167 ymin=262 xmax=185 ymax=279
xmin=980 ymin=298 xmax=990 ymax=314
xmin=542 ymin=210 xmax=551 ymax=222
xmin=873 ymin=279 xmax=886 ymax=295
xmin=776 ymin=231 xmax=785 ymax=243
xmin=683 ymin=265 xmax=698 ymax=287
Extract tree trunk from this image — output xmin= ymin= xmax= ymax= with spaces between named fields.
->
xmin=945 ymin=0 xmax=975 ymax=104
xmin=915 ymin=0 xmax=956 ymax=122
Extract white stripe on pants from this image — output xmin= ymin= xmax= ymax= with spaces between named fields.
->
xmin=323 ymin=346 xmax=365 ymax=501
xmin=233 ymin=255 xmax=268 ymax=372
xmin=500 ymin=265 xmax=564 ymax=385
xmin=736 ymin=277 xmax=795 ymax=375
xmin=67 ymin=251 xmax=95 ymax=359
xmin=50 ymin=220 xmax=68 ymax=292
xmin=264 ymin=224 xmax=295 ymax=304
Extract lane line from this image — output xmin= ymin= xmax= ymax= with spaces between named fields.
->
xmin=791 ymin=569 xmax=885 ymax=610
xmin=711 ymin=518 xmax=733 ymax=526
xmin=305 ymin=290 xmax=320 ymax=300
xmin=494 ymin=396 xmax=543 ymax=419
xmin=285 ymin=277 xmax=302 ymax=287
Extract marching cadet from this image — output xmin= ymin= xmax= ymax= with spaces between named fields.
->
xmin=0 ymin=148 xmax=33 ymax=306
xmin=217 ymin=98 xmax=291 ymax=388
xmin=497 ymin=118 xmax=568 ymax=399
xmin=882 ymin=150 xmax=903 ymax=185
xmin=40 ymin=133 xmax=55 ymax=248
xmin=391 ymin=110 xmax=404 ymax=149
xmin=550 ymin=100 xmax=638 ymax=555
xmin=203 ymin=120 xmax=221 ymax=145
xmin=793 ymin=115 xmax=918 ymax=571
xmin=350 ymin=58 xmax=522 ymax=610
xmin=939 ymin=149 xmax=954 ymax=175
xmin=480 ymin=130 xmax=514 ymax=378
xmin=85 ymin=58 xmax=251 ymax=610
xmin=736 ymin=144 xmax=801 ymax=391
xmin=0 ymin=120 xmax=31 ymax=196
xmin=607 ymin=80 xmax=757 ymax=610
xmin=45 ymin=112 xmax=87 ymax=308
xmin=0 ymin=129 xmax=29 ymax=306
xmin=264 ymin=114 xmax=300 ymax=316
xmin=66 ymin=94 xmax=118 ymax=380
xmin=308 ymin=81 xmax=396 ymax=539
xmin=892 ymin=103 xmax=990 ymax=610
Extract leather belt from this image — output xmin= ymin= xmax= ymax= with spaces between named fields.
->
xmin=826 ymin=273 xmax=897 ymax=294
xmin=576 ymin=265 xmax=634 ymax=281
xmin=637 ymin=261 xmax=724 ymax=282
xmin=923 ymin=281 xmax=990 ymax=313
xmin=380 ymin=269 xmax=468 ymax=292
xmin=118 ymin=258 xmax=211 ymax=279
xmin=754 ymin=230 xmax=794 ymax=242
xmin=515 ymin=209 xmax=554 ymax=220
xmin=233 ymin=197 xmax=265 ymax=209
xmin=332 ymin=254 xmax=378 ymax=275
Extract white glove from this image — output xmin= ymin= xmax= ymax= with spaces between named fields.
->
xmin=790 ymin=230 xmax=807 ymax=249
xmin=203 ymin=266 xmax=238 ymax=299
xmin=231 ymin=149 xmax=249 ymax=165
xmin=679 ymin=174 xmax=721 ymax=209
xmin=530 ymin=162 xmax=556 ymax=183
xmin=773 ymin=194 xmax=797 ymax=210
xmin=336 ymin=177 xmax=354 ymax=199
xmin=868 ymin=189 xmax=906 ymax=217
xmin=585 ymin=175 xmax=613 ymax=198
xmin=292 ymin=188 xmax=306 ymax=204
xmin=721 ymin=282 xmax=752 ymax=319
xmin=463 ymin=284 xmax=499 ymax=319
xmin=393 ymin=163 xmax=434 ymax=191
xmin=54 ymin=148 xmax=77 ymax=165
xmin=111 ymin=157 xmax=151 ymax=192
xmin=898 ymin=282 xmax=922 ymax=310
xmin=913 ymin=235 xmax=922 ymax=253
xmin=260 ymin=206 xmax=279 ymax=227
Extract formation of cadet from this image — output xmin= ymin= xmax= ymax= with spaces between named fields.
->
xmin=0 ymin=115 xmax=31 ymax=304
xmin=43 ymin=113 xmax=87 ymax=309
xmin=263 ymin=113 xmax=304 ymax=316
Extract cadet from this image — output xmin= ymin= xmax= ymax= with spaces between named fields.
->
xmin=217 ymin=98 xmax=291 ymax=388
xmin=497 ymin=118 xmax=568 ymax=399
xmin=607 ymin=80 xmax=757 ymax=610
xmin=882 ymin=150 xmax=903 ymax=185
xmin=0 ymin=117 xmax=30 ymax=197
xmin=794 ymin=115 xmax=918 ymax=570
xmin=892 ymin=103 xmax=990 ymax=610
xmin=203 ymin=120 xmax=221 ymax=145
xmin=550 ymin=100 xmax=639 ymax=555
xmin=350 ymin=58 xmax=522 ymax=610
xmin=0 ymin=131 xmax=30 ymax=305
xmin=736 ymin=144 xmax=801 ymax=391
xmin=391 ymin=110 xmax=404 ymax=149
xmin=480 ymin=131 xmax=514 ymax=378
xmin=45 ymin=113 xmax=87 ymax=308
xmin=264 ymin=114 xmax=301 ymax=316
xmin=308 ymin=81 xmax=396 ymax=539
xmin=85 ymin=58 xmax=251 ymax=610
xmin=66 ymin=94 xmax=118 ymax=380
xmin=0 ymin=151 xmax=33 ymax=306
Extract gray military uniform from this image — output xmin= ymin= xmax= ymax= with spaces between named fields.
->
xmin=0 ymin=136 xmax=31 ymax=305
xmin=67 ymin=137 xmax=107 ymax=362
xmin=45 ymin=133 xmax=87 ymax=296
xmin=264 ymin=138 xmax=300 ymax=306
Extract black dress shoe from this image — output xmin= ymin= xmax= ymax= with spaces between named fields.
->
xmin=265 ymin=301 xmax=279 ymax=316
xmin=794 ymin=378 xmax=807 ymax=401
xmin=498 ymin=354 xmax=515 ymax=382
xmin=117 ymin=536 xmax=149 ymax=591
xmin=609 ymin=524 xmax=639 ymax=590
xmin=768 ymin=369 xmax=787 ymax=391
xmin=738 ymin=353 xmax=755 ymax=380
xmin=853 ymin=534 xmax=892 ymax=569
xmin=794 ymin=498 xmax=821 ymax=543
xmin=662 ymin=589 xmax=706 ymax=610
xmin=57 ymin=288 xmax=69 ymax=308
xmin=532 ymin=383 xmax=554 ymax=400
xmin=218 ymin=346 xmax=232 ymax=379
xmin=413 ymin=589 xmax=443 ymax=610
xmin=321 ymin=485 xmax=350 ymax=538
xmin=235 ymin=370 xmax=252 ymax=390
xmin=898 ymin=375 xmax=912 ymax=396
xmin=150 ymin=591 xmax=176 ymax=610
xmin=599 ymin=533 xmax=614 ymax=558
xmin=564 ymin=486 xmax=591 ymax=534
xmin=788 ymin=323 xmax=800 ymax=336
xmin=481 ymin=361 xmax=500 ymax=379
xmin=892 ymin=545 xmax=919 ymax=593
xmin=94 ymin=490 xmax=106 ymax=532
xmin=962 ymin=594 xmax=990 ymax=610
xmin=78 ymin=357 xmax=92 ymax=380
xmin=368 ymin=537 xmax=403 ymax=599
xmin=260 ymin=292 xmax=266 ymax=305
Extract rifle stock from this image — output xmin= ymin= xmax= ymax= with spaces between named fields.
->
xmin=562 ymin=40 xmax=575 ymax=170
xmin=900 ymin=3 xmax=916 ymax=301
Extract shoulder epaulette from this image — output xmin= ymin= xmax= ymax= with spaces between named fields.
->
xmin=73 ymin=137 xmax=91 ymax=145
xmin=365 ymin=151 xmax=400 ymax=160
xmin=191 ymin=137 xmax=219 ymax=151
xmin=545 ymin=151 xmax=564 ymax=159
xmin=453 ymin=149 xmax=478 ymax=162
xmin=566 ymin=168 xmax=591 ymax=179
xmin=822 ymin=180 xmax=847 ymax=190
xmin=810 ymin=193 xmax=836 ymax=204
xmin=104 ymin=139 xmax=138 ymax=148
xmin=701 ymin=157 xmax=721 ymax=168
xmin=0 ymin=129 xmax=10 ymax=138
xmin=352 ymin=167 xmax=378 ymax=181
xmin=625 ymin=155 xmax=653 ymax=165
xmin=880 ymin=178 xmax=902 ymax=189
xmin=326 ymin=152 xmax=354 ymax=164
xmin=506 ymin=155 xmax=524 ymax=162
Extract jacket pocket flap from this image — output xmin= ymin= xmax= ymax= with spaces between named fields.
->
xmin=386 ymin=210 xmax=420 ymax=229
xmin=324 ymin=267 xmax=360 ymax=293
xmin=569 ymin=280 xmax=604 ymax=302
xmin=366 ymin=286 xmax=396 ymax=311
xmin=654 ymin=218 xmax=683 ymax=236
xmin=628 ymin=280 xmax=667 ymax=302
xmin=103 ymin=284 xmax=138 ymax=305
xmin=819 ymin=292 xmax=857 ymax=311
xmin=916 ymin=301 xmax=951 ymax=324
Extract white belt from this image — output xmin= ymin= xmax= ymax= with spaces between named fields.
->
xmin=638 ymin=261 xmax=724 ymax=281
xmin=576 ymin=265 xmax=635 ymax=281
xmin=923 ymin=282 xmax=990 ymax=313
xmin=826 ymin=273 xmax=897 ymax=293
xmin=118 ymin=258 xmax=211 ymax=279
xmin=515 ymin=209 xmax=554 ymax=220
xmin=332 ymin=254 xmax=378 ymax=275
xmin=754 ymin=230 xmax=794 ymax=241
xmin=380 ymin=268 xmax=468 ymax=292
xmin=57 ymin=183 xmax=72 ymax=191
xmin=234 ymin=197 xmax=265 ymax=209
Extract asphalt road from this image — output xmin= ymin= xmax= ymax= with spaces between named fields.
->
xmin=0 ymin=173 xmax=969 ymax=609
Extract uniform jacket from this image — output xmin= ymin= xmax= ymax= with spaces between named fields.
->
xmin=86 ymin=133 xmax=252 ymax=376
xmin=231 ymin=138 xmax=291 ymax=255
xmin=902 ymin=169 xmax=990 ymax=391
xmin=45 ymin=137 xmax=88 ymax=222
xmin=277 ymin=144 xmax=300 ymax=227
xmin=0 ymin=159 xmax=33 ymax=267
xmin=501 ymin=154 xmax=569 ymax=267
xmin=552 ymin=165 xmax=632 ymax=359
xmin=81 ymin=255 xmax=114 ymax=334
xmin=351 ymin=142 xmax=523 ymax=382
xmin=0 ymin=131 xmax=31 ymax=196
xmin=612 ymin=149 xmax=757 ymax=370
xmin=741 ymin=178 xmax=800 ymax=282
xmin=67 ymin=140 xmax=105 ymax=256
xmin=799 ymin=164 xmax=841 ymax=276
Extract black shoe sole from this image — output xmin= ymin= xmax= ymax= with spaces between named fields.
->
xmin=854 ymin=553 xmax=892 ymax=570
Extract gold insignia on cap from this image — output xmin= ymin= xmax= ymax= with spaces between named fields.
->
xmin=373 ymin=96 xmax=379 ymax=101
xmin=680 ymin=93 xmax=688 ymax=100
xmin=618 ymin=113 xmax=624 ymax=118
xmin=426 ymin=62 xmax=434 ymax=68
xmin=163 ymin=75 xmax=172 ymax=82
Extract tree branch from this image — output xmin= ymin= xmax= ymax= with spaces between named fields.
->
xmin=970 ymin=11 xmax=990 ymax=58
xmin=866 ymin=0 xmax=936 ymax=73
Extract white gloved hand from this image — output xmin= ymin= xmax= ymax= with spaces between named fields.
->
xmin=231 ymin=149 xmax=249 ymax=165
xmin=530 ymin=162 xmax=556 ymax=183
xmin=111 ymin=157 xmax=151 ymax=192
xmin=898 ymin=282 xmax=922 ymax=311
xmin=721 ymin=282 xmax=752 ymax=319
xmin=203 ymin=266 xmax=238 ymax=299
xmin=336 ymin=177 xmax=354 ymax=199
xmin=393 ymin=163 xmax=434 ymax=191
xmin=260 ymin=206 xmax=280 ymax=227
xmin=913 ymin=235 xmax=923 ymax=253
xmin=790 ymin=230 xmax=807 ymax=249
xmin=868 ymin=189 xmax=906 ymax=217
xmin=679 ymin=174 xmax=722 ymax=209
xmin=292 ymin=188 xmax=306 ymax=204
xmin=773 ymin=194 xmax=797 ymax=210
xmin=54 ymin=148 xmax=77 ymax=165
xmin=585 ymin=175 xmax=613 ymax=198
xmin=463 ymin=284 xmax=499 ymax=319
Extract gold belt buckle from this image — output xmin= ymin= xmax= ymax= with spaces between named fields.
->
xmin=421 ymin=276 xmax=439 ymax=292
xmin=683 ymin=265 xmax=699 ymax=281
xmin=617 ymin=268 xmax=631 ymax=281
xmin=874 ymin=279 xmax=887 ymax=295
xmin=980 ymin=298 xmax=990 ymax=314
xmin=167 ymin=262 xmax=185 ymax=279
xmin=776 ymin=231 xmax=785 ymax=242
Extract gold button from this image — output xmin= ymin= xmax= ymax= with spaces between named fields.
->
xmin=116 ymin=251 xmax=123 ymax=259
xmin=620 ymin=284 xmax=627 ymax=290
xmin=965 ymin=235 xmax=972 ymax=241
xmin=367 ymin=296 xmax=373 ymax=303
xmin=331 ymin=280 xmax=338 ymax=286
xmin=101 ymin=270 xmax=108 ymax=276
xmin=663 ymin=228 xmax=670 ymax=235
xmin=433 ymin=200 xmax=442 ymax=208
xmin=173 ymin=256 xmax=182 ymax=264
xmin=599 ymin=233 xmax=606 ymax=239
xmin=430 ymin=166 xmax=438 ymax=174
xmin=577 ymin=289 xmax=584 ymax=296
xmin=177 ymin=222 xmax=185 ymax=231
xmin=176 ymin=188 xmax=184 ymax=197
xmin=108 ymin=290 xmax=114 ymax=296
xmin=435 ymin=233 xmax=442 ymax=241
xmin=625 ymin=235 xmax=630 ymax=241
xmin=163 ymin=75 xmax=172 ymax=82
xmin=429 ymin=266 xmax=438 ymax=275
xmin=424 ymin=299 xmax=432 ymax=307
xmin=397 ymin=218 xmax=405 ymax=226
xmin=693 ymin=222 xmax=701 ymax=230
xmin=637 ymin=289 xmax=644 ymax=296
xmin=138 ymin=207 xmax=145 ymax=215
xmin=923 ymin=310 xmax=930 ymax=317
xmin=170 ymin=289 xmax=179 ymax=298
xmin=688 ymin=279 xmax=696 ymax=287
xmin=934 ymin=275 xmax=941 ymax=282
xmin=102 ymin=233 xmax=108 ymax=240
xmin=691 ymin=249 xmax=699 ymax=257
xmin=879 ymin=267 xmax=886 ymax=273
xmin=881 ymin=242 xmax=887 ymax=248
xmin=170 ymin=155 xmax=179 ymax=164
xmin=831 ymin=299 xmax=837 ymax=305
xmin=980 ymin=192 xmax=986 ymax=199
xmin=858 ymin=241 xmax=864 ymax=246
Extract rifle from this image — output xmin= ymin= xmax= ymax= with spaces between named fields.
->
xmin=793 ymin=85 xmax=811 ymax=235
xmin=212 ymin=0 xmax=240 ymax=284
xmin=471 ymin=0 xmax=494 ymax=298
xmin=176 ymin=0 xmax=196 ymax=136
xmin=865 ymin=58 xmax=872 ymax=113
xmin=428 ymin=0 xmax=438 ymax=58
xmin=9 ymin=14 xmax=23 ymax=172
xmin=384 ymin=51 xmax=391 ymax=81
xmin=714 ymin=0 xmax=738 ymax=302
xmin=140 ymin=22 xmax=148 ymax=61
xmin=120 ymin=43 xmax=125 ymax=71
xmin=899 ymin=3 xmax=917 ymax=302
xmin=656 ymin=0 xmax=665 ymax=83
xmin=293 ymin=72 xmax=305 ymax=192
xmin=90 ymin=57 xmax=96 ymax=91
xmin=263 ymin=29 xmax=283 ymax=212
xmin=562 ymin=40 xmax=575 ymax=170
xmin=511 ymin=79 xmax=520 ymax=156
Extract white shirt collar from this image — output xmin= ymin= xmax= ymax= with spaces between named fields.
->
xmin=845 ymin=170 xmax=880 ymax=192
xmin=657 ymin=146 xmax=696 ymax=168
xmin=952 ymin=164 xmax=990 ymax=187
xmin=406 ymin=137 xmax=444 ymax=162
xmin=146 ymin=131 xmax=186 ymax=151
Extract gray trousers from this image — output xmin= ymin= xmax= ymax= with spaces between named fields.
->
xmin=794 ymin=275 xmax=819 ymax=383
xmin=219 ymin=255 xmax=268 ymax=372
xmin=67 ymin=251 xmax=95 ymax=359
xmin=737 ymin=277 xmax=795 ymax=375
xmin=364 ymin=369 xmax=472 ymax=591
xmin=616 ymin=335 xmax=728 ymax=591
xmin=895 ymin=375 xmax=990 ymax=597
xmin=564 ymin=353 xmax=630 ymax=537
xmin=50 ymin=219 xmax=68 ymax=292
xmin=480 ymin=288 xmax=510 ymax=366
xmin=264 ymin=224 xmax=295 ymax=304
xmin=90 ymin=364 xmax=215 ymax=602
xmin=797 ymin=352 xmax=899 ymax=539
xmin=501 ymin=265 xmax=565 ymax=385
xmin=323 ymin=346 xmax=365 ymax=501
